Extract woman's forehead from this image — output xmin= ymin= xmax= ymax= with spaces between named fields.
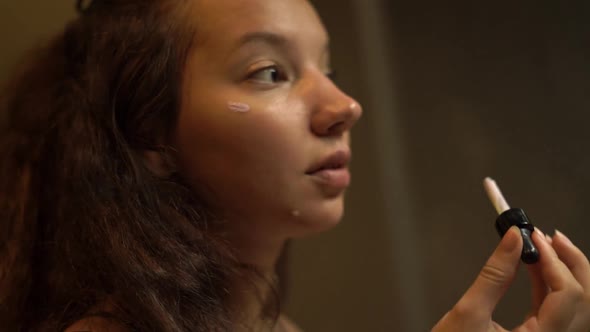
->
xmin=189 ymin=0 xmax=328 ymax=51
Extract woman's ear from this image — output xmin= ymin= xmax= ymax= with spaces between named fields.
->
xmin=142 ymin=147 xmax=177 ymax=178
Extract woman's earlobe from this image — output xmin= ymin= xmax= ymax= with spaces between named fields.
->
xmin=143 ymin=148 xmax=177 ymax=178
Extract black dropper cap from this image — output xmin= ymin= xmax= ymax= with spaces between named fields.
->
xmin=495 ymin=208 xmax=539 ymax=264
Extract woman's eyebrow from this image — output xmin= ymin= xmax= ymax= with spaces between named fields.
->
xmin=228 ymin=31 xmax=330 ymax=64
xmin=222 ymin=31 xmax=292 ymax=64
xmin=235 ymin=31 xmax=290 ymax=49
xmin=233 ymin=31 xmax=329 ymax=51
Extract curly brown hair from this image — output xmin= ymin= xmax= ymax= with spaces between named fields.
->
xmin=0 ymin=1 xmax=280 ymax=330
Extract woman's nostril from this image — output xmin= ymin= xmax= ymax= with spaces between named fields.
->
xmin=327 ymin=122 xmax=346 ymax=135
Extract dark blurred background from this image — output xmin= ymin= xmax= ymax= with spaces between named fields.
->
xmin=2 ymin=1 xmax=589 ymax=331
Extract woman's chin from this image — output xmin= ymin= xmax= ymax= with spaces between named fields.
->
xmin=287 ymin=197 xmax=346 ymax=237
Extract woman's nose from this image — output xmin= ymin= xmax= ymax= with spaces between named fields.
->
xmin=310 ymin=77 xmax=363 ymax=137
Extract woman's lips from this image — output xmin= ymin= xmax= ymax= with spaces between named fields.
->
xmin=307 ymin=167 xmax=351 ymax=190
xmin=306 ymin=150 xmax=351 ymax=174
xmin=306 ymin=149 xmax=351 ymax=191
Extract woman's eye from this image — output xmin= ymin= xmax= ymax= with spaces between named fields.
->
xmin=248 ymin=66 xmax=287 ymax=84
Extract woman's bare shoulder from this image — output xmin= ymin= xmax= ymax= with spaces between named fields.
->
xmin=64 ymin=317 xmax=129 ymax=332
xmin=65 ymin=313 xmax=301 ymax=332
xmin=277 ymin=315 xmax=304 ymax=332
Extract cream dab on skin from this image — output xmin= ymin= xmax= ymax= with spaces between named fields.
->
xmin=227 ymin=101 xmax=251 ymax=113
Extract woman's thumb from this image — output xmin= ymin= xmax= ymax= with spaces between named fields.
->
xmin=453 ymin=226 xmax=523 ymax=318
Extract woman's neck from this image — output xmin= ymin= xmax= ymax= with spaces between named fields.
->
xmin=222 ymin=223 xmax=289 ymax=331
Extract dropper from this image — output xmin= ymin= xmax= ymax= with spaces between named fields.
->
xmin=483 ymin=177 xmax=539 ymax=264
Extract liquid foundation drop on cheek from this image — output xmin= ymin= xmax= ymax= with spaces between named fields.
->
xmin=291 ymin=210 xmax=301 ymax=217
xmin=227 ymin=101 xmax=251 ymax=113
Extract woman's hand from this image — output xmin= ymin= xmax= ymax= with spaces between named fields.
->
xmin=432 ymin=226 xmax=590 ymax=332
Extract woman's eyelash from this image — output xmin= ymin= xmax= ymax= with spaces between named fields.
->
xmin=245 ymin=66 xmax=337 ymax=84
xmin=247 ymin=65 xmax=288 ymax=83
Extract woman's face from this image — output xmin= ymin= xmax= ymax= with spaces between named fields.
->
xmin=174 ymin=0 xmax=362 ymax=238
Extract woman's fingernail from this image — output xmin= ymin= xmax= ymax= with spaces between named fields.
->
xmin=503 ymin=226 xmax=520 ymax=253
xmin=534 ymin=227 xmax=549 ymax=244
xmin=545 ymin=234 xmax=553 ymax=244
xmin=555 ymin=229 xmax=573 ymax=246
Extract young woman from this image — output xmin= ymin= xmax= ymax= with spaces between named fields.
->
xmin=1 ymin=0 xmax=588 ymax=331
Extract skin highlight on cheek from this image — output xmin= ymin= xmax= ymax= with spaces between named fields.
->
xmin=227 ymin=101 xmax=251 ymax=113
